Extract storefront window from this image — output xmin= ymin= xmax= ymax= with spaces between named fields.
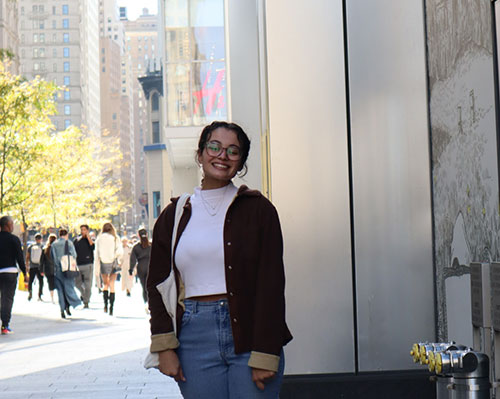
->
xmin=165 ymin=0 xmax=227 ymax=126
xmin=153 ymin=191 xmax=161 ymax=218
xmin=152 ymin=121 xmax=160 ymax=143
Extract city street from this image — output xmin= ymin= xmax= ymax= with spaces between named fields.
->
xmin=0 ymin=283 xmax=182 ymax=399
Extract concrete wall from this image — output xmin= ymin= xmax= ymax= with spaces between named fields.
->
xmin=171 ymin=167 xmax=199 ymax=198
xmin=226 ymin=0 xmax=263 ymax=191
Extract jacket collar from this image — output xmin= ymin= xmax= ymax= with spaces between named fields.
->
xmin=236 ymin=184 xmax=262 ymax=197
xmin=171 ymin=184 xmax=262 ymax=205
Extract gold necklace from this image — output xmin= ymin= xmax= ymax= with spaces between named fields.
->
xmin=199 ymin=184 xmax=229 ymax=216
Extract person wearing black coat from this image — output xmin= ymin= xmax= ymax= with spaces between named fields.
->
xmin=40 ymin=234 xmax=57 ymax=303
xmin=0 ymin=215 xmax=27 ymax=334
xmin=129 ymin=229 xmax=151 ymax=305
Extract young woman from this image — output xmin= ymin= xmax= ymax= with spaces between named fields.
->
xmin=129 ymin=229 xmax=151 ymax=309
xmin=51 ymin=229 xmax=81 ymax=318
xmin=40 ymin=233 xmax=57 ymax=303
xmin=94 ymin=223 xmax=123 ymax=315
xmin=147 ymin=121 xmax=292 ymax=398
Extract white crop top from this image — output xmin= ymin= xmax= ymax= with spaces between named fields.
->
xmin=175 ymin=183 xmax=238 ymax=298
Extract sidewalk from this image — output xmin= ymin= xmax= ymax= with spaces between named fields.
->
xmin=0 ymin=283 xmax=182 ymax=399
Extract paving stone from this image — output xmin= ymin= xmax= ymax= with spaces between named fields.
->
xmin=0 ymin=286 xmax=182 ymax=398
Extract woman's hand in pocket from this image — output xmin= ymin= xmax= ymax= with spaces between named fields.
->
xmin=159 ymin=349 xmax=186 ymax=382
xmin=251 ymin=368 xmax=275 ymax=390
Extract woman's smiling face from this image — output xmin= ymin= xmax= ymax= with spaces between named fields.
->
xmin=198 ymin=127 xmax=241 ymax=189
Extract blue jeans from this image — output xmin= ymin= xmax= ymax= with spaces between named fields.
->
xmin=54 ymin=267 xmax=81 ymax=312
xmin=177 ymin=299 xmax=284 ymax=399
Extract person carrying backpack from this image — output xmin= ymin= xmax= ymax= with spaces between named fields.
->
xmin=27 ymin=233 xmax=44 ymax=301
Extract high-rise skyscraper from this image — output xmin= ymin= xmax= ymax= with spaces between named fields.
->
xmin=0 ymin=0 xmax=20 ymax=73
xmin=122 ymin=8 xmax=160 ymax=228
xmin=99 ymin=0 xmax=135 ymax=231
xmin=18 ymin=0 xmax=101 ymax=135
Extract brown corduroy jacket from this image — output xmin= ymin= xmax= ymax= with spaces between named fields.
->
xmin=147 ymin=185 xmax=293 ymax=372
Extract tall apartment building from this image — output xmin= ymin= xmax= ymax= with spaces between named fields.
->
xmin=99 ymin=0 xmax=135 ymax=231
xmin=18 ymin=0 xmax=101 ymax=135
xmin=0 ymin=0 xmax=20 ymax=73
xmin=120 ymin=48 xmax=137 ymax=223
xmin=80 ymin=1 xmax=100 ymax=135
xmin=122 ymin=8 xmax=160 ymax=228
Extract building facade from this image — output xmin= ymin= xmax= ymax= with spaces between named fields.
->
xmin=119 ymin=1 xmax=500 ymax=398
xmin=18 ymin=0 xmax=101 ymax=135
xmin=122 ymin=8 xmax=160 ymax=229
xmin=99 ymin=0 xmax=135 ymax=232
xmin=152 ymin=0 xmax=500 ymax=397
xmin=138 ymin=68 xmax=168 ymax=230
xmin=141 ymin=0 xmax=229 ymax=232
xmin=0 ymin=0 xmax=20 ymax=73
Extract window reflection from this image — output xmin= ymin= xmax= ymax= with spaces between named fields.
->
xmin=166 ymin=29 xmax=190 ymax=62
xmin=166 ymin=63 xmax=191 ymax=126
xmin=153 ymin=191 xmax=161 ymax=218
xmin=165 ymin=0 xmax=188 ymax=27
xmin=192 ymin=27 xmax=225 ymax=60
xmin=192 ymin=61 xmax=226 ymax=125
xmin=165 ymin=0 xmax=226 ymax=126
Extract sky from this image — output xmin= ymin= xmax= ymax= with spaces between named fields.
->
xmin=117 ymin=0 xmax=158 ymax=20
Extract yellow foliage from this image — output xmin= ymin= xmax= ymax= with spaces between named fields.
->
xmin=0 ymin=60 xmax=126 ymax=229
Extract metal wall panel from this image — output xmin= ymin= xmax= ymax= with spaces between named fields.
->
xmin=346 ymin=0 xmax=435 ymax=370
xmin=225 ymin=0 xmax=263 ymax=191
xmin=265 ymin=0 xmax=355 ymax=374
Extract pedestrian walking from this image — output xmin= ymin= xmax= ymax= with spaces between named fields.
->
xmin=0 ymin=215 xmax=27 ymax=334
xmin=120 ymin=237 xmax=133 ymax=297
xmin=129 ymin=229 xmax=150 ymax=309
xmin=26 ymin=233 xmax=44 ymax=301
xmin=147 ymin=121 xmax=292 ymax=398
xmin=40 ymin=234 xmax=57 ymax=303
xmin=74 ymin=224 xmax=95 ymax=308
xmin=94 ymin=223 xmax=123 ymax=315
xmin=51 ymin=228 xmax=81 ymax=319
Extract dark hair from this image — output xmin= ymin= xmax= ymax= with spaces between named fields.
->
xmin=0 ymin=215 xmax=12 ymax=229
xmin=197 ymin=121 xmax=251 ymax=177
xmin=35 ymin=233 xmax=42 ymax=240
xmin=59 ymin=228 xmax=68 ymax=237
xmin=138 ymin=229 xmax=150 ymax=248
xmin=44 ymin=233 xmax=57 ymax=256
xmin=80 ymin=224 xmax=89 ymax=230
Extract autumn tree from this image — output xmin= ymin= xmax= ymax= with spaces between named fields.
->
xmin=29 ymin=126 xmax=125 ymax=229
xmin=0 ymin=62 xmax=125 ymax=232
xmin=0 ymin=63 xmax=56 ymax=213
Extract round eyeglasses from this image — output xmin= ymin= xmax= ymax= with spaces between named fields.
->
xmin=205 ymin=140 xmax=241 ymax=160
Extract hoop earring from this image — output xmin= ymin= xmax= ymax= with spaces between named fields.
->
xmin=237 ymin=167 xmax=246 ymax=178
